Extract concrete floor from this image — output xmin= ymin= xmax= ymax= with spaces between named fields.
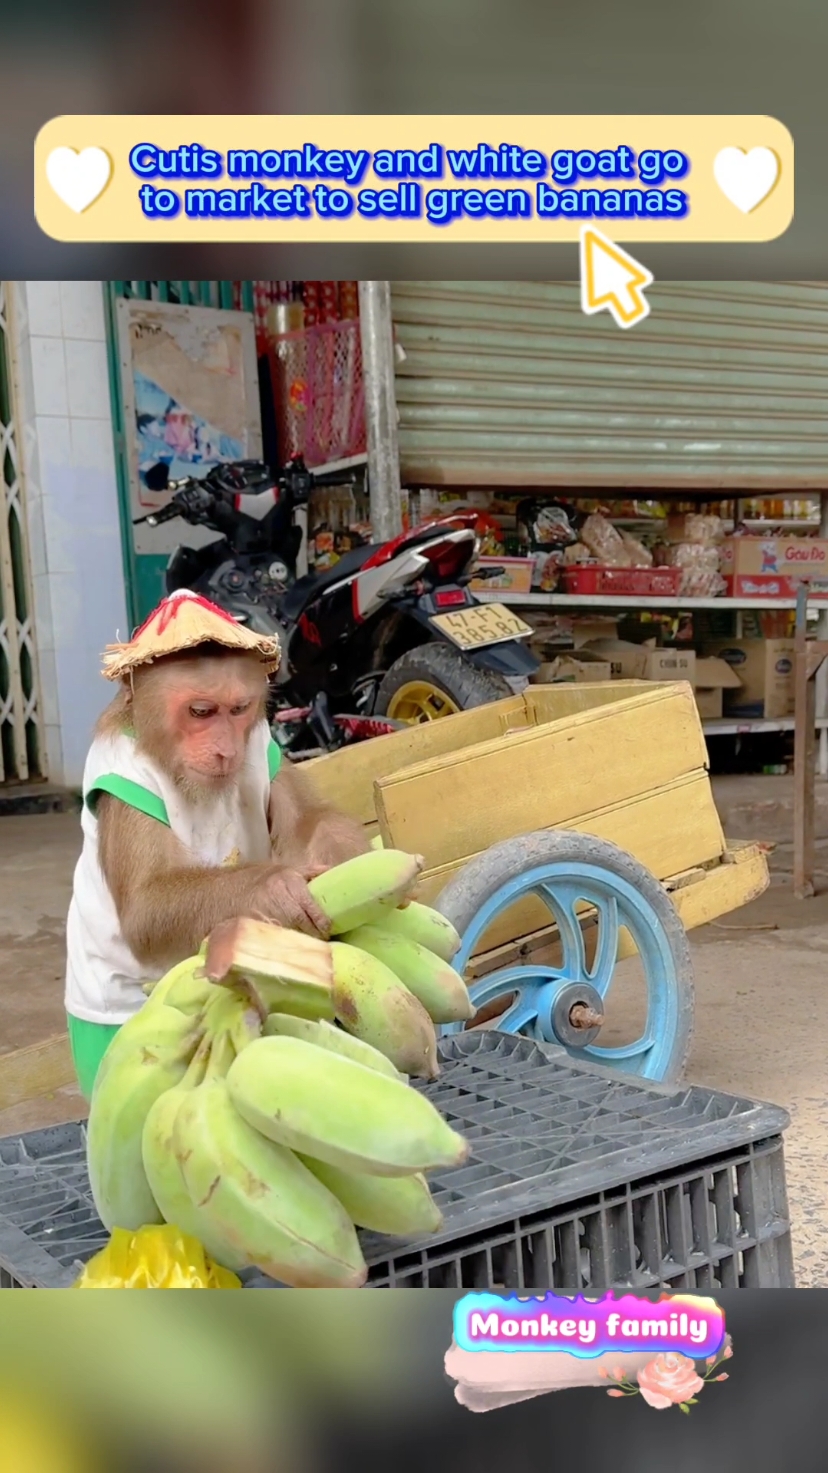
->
xmin=0 ymin=796 xmax=827 ymax=1285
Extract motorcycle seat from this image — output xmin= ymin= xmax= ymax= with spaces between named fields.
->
xmin=281 ymin=543 xmax=377 ymax=619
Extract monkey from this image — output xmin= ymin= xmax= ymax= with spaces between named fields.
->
xmin=65 ymin=641 xmax=369 ymax=1059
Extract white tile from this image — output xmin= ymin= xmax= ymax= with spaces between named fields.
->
xmin=65 ymin=338 xmax=111 ymax=419
xmin=24 ymin=493 xmax=48 ymax=579
xmin=77 ymin=550 xmax=128 ymax=644
xmin=35 ymin=416 xmax=73 ymax=503
xmin=30 ymin=571 xmax=55 ymax=653
xmin=24 ymin=282 xmax=63 ymax=338
xmin=56 ymin=660 xmax=109 ymax=784
xmin=59 ymin=281 xmax=106 ymax=341
xmin=46 ymin=571 xmax=83 ymax=649
xmin=69 ymin=416 xmax=117 ymax=476
xmin=29 ymin=338 xmax=68 ymax=417
xmin=19 ymin=420 xmax=42 ymax=503
xmin=35 ymin=646 xmax=60 ymax=728
xmin=41 ymin=502 xmax=78 ymax=576
xmin=42 ymin=724 xmax=65 ymax=787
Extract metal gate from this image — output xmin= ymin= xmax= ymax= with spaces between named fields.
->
xmin=0 ymin=283 xmax=43 ymax=784
xmin=391 ymin=280 xmax=828 ymax=490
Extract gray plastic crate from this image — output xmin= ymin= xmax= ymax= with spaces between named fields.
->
xmin=0 ymin=1033 xmax=794 ymax=1289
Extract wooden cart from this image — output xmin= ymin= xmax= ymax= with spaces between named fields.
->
xmin=305 ymin=680 xmax=769 ymax=1082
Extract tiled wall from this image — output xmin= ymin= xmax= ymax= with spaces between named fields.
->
xmin=11 ymin=282 xmax=128 ymax=788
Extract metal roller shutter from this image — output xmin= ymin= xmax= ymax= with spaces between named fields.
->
xmin=391 ymin=281 xmax=828 ymax=491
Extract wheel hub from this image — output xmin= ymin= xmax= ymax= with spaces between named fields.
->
xmin=548 ymin=981 xmax=605 ymax=1049
xmin=385 ymin=680 xmax=460 ymax=724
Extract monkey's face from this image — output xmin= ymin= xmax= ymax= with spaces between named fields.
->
xmin=131 ymin=653 xmax=267 ymax=793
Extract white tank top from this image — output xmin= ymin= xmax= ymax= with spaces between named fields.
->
xmin=65 ymin=720 xmax=281 ymax=1025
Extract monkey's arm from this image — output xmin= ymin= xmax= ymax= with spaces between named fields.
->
xmin=96 ymin=794 xmax=330 ymax=967
xmin=268 ymin=762 xmax=370 ymax=872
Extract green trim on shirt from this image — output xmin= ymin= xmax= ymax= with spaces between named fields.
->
xmin=86 ymin=774 xmax=171 ymax=826
xmin=267 ymin=739 xmax=282 ymax=782
xmin=86 ymin=731 xmax=278 ymax=822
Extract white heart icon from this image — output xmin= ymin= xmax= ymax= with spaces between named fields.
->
xmin=45 ymin=146 xmax=112 ymax=213
xmin=713 ymin=146 xmax=779 ymax=214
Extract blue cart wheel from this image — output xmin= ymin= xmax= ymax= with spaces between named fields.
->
xmin=436 ymin=830 xmax=694 ymax=1084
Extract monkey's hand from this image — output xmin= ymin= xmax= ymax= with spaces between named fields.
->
xmin=248 ymin=865 xmax=333 ymax=939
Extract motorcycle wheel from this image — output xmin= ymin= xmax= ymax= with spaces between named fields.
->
xmin=375 ymin=644 xmax=510 ymax=724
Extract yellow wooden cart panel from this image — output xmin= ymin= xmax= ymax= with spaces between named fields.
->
xmin=303 ymin=682 xmax=768 ymax=961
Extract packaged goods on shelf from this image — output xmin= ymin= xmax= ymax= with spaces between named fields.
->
xmin=562 ymin=541 xmax=591 ymax=563
xmin=663 ymin=543 xmax=722 ymax=571
xmin=338 ymin=281 xmax=360 ymax=319
xmin=579 ymin=513 xmax=630 ymax=566
xmin=664 ymin=513 xmax=725 ymax=544
xmin=469 ymin=556 xmax=534 ymax=594
xmin=582 ymin=638 xmax=696 ymax=686
xmin=538 ymin=555 xmax=562 ymax=592
xmin=703 ymin=638 xmax=795 ymax=719
xmin=720 ymin=537 xmax=828 ymax=599
xmin=538 ymin=614 xmax=577 ymax=641
xmin=694 ymin=658 xmax=743 ymax=720
xmin=654 ymin=539 xmax=727 ymax=598
xmin=419 ymin=489 xmax=493 ymax=519
xmin=618 ymin=531 xmax=653 ymax=567
xmin=516 ymin=500 xmax=578 ymax=557
xmin=266 ymin=301 xmax=305 ymax=342
xmin=532 ymin=652 xmax=613 ymax=685
xmin=571 ymin=617 xmax=620 ymax=648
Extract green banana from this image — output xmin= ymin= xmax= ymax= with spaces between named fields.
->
xmin=308 ymin=850 xmax=425 ymax=934
xmin=263 ymin=1012 xmax=405 ymax=1080
xmin=331 ymin=941 xmax=439 ymax=1078
xmin=141 ymin=1035 xmax=247 ymax=1273
xmin=139 ymin=954 xmax=207 ymax=1011
xmin=341 ymin=925 xmax=474 ymax=1024
xmin=299 ymin=1156 xmax=443 ymax=1237
xmin=372 ymin=900 xmax=462 ymax=963
xmin=174 ymin=1033 xmax=367 ymax=1288
xmin=92 ymin=991 xmax=210 ymax=1097
xmin=227 ymin=1035 xmax=469 ymax=1178
xmin=203 ymin=918 xmax=335 ymax=1020
xmin=87 ymin=1014 xmax=204 ymax=1231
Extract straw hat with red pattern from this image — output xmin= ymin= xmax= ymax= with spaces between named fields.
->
xmin=101 ymin=589 xmax=281 ymax=681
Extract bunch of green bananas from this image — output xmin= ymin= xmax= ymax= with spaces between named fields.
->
xmin=86 ymin=849 xmax=475 ymax=1288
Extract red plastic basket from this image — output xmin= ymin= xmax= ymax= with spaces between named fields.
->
xmin=559 ymin=565 xmax=683 ymax=596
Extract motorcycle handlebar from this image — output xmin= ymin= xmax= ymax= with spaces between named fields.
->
xmin=133 ymin=499 xmax=190 ymax=527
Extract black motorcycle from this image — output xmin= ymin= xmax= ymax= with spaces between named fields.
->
xmin=135 ymin=458 xmax=538 ymax=754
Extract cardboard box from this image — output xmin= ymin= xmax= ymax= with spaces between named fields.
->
xmin=532 ymin=653 xmax=613 ymax=685
xmin=639 ymin=648 xmax=696 ymax=684
xmin=694 ymin=656 xmax=743 ymax=720
xmin=720 ymin=537 xmax=828 ymax=600
xmin=469 ymin=556 xmax=534 ymax=595
xmin=582 ymin=639 xmax=696 ymax=686
xmin=571 ymin=618 xmax=620 ymax=649
xmin=703 ymin=638 xmax=795 ymax=719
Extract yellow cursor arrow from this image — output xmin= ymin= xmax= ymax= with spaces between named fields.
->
xmin=580 ymin=226 xmax=653 ymax=330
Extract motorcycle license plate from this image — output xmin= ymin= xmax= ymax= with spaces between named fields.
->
xmin=429 ymin=603 xmax=533 ymax=651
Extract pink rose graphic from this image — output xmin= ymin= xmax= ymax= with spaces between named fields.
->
xmin=605 ymin=1338 xmax=731 ymax=1414
xmin=637 ymin=1354 xmax=705 ymax=1410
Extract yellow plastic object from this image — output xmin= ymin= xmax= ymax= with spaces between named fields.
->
xmin=74 ymin=1224 xmax=242 ymax=1289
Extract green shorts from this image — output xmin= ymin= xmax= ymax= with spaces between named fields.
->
xmin=66 ymin=1014 xmax=122 ymax=1101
